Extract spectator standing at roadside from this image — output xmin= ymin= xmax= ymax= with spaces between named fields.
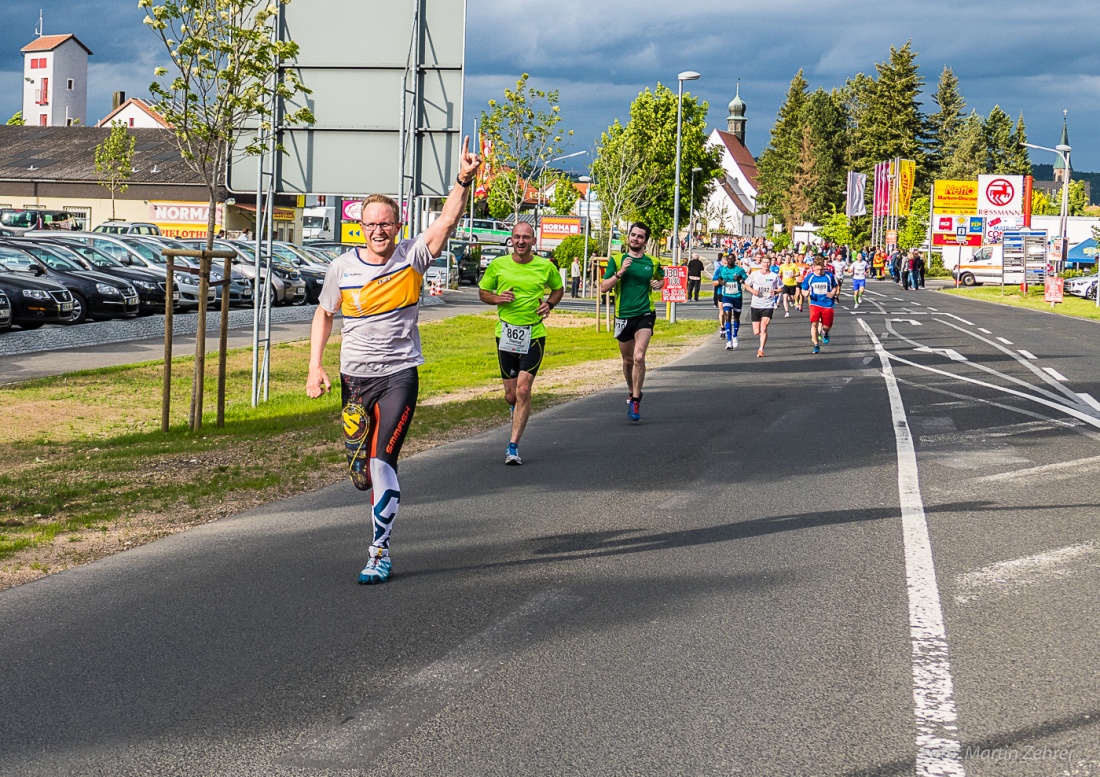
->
xmin=569 ymin=257 xmax=582 ymax=298
xmin=687 ymin=253 xmax=705 ymax=302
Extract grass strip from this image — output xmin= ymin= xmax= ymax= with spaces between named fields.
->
xmin=940 ymin=286 xmax=1100 ymax=322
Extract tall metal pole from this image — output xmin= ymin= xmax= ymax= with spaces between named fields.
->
xmin=670 ymin=72 xmax=699 ymax=324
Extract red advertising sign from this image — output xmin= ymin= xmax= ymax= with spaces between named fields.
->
xmin=539 ymin=216 xmax=582 ymax=241
xmin=662 ymin=266 xmax=688 ymax=303
xmin=1044 ymin=276 xmax=1064 ymax=303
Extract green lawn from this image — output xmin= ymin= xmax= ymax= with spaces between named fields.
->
xmin=0 ymin=312 xmax=712 ymax=566
xmin=940 ymin=286 xmax=1100 ymax=322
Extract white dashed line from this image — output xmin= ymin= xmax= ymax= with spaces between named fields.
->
xmin=996 ymin=337 xmax=1013 ymax=345
xmin=978 ymin=328 xmax=991 ymax=334
xmin=1042 ymin=367 xmax=1069 ymax=382
xmin=936 ymin=313 xmax=974 ymax=325
xmin=976 ymin=454 xmax=1100 ymax=483
xmin=1018 ymin=350 xmax=1037 ymax=360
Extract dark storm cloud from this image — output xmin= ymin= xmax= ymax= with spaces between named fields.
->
xmin=2 ymin=0 xmax=1096 ymax=169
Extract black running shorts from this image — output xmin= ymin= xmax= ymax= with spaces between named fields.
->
xmin=750 ymin=307 xmax=774 ymax=322
xmin=496 ymin=336 xmax=546 ymax=379
xmin=614 ymin=311 xmax=657 ymax=343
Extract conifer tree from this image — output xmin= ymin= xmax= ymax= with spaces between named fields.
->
xmin=784 ymin=125 xmax=819 ymax=233
xmin=801 ymin=88 xmax=848 ymax=221
xmin=926 ymin=67 xmax=965 ymax=177
xmin=848 ymin=42 xmax=926 ymax=182
xmin=756 ymin=70 xmax=809 ymax=223
xmin=1007 ymin=115 xmax=1032 ymax=175
xmin=940 ymin=111 xmax=986 ymax=180
xmin=984 ymin=105 xmax=1017 ymax=174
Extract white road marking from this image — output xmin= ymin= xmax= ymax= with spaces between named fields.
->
xmin=885 ymin=353 xmax=1100 ymax=432
xmin=996 ymin=337 xmax=1013 ymax=345
xmin=1079 ymin=393 xmax=1100 ymax=412
xmin=927 ymin=307 xmax=938 ymax=311
xmin=858 ymin=317 xmax=965 ymax=776
xmin=978 ymin=328 xmax=991 ymax=334
xmin=914 ymin=346 xmax=967 ymax=362
xmin=1042 ymin=367 xmax=1069 ymax=382
xmin=894 ymin=296 xmax=905 ymax=301
xmin=867 ymin=289 xmax=888 ymax=297
xmin=863 ymin=356 xmax=874 ymax=365
xmin=954 ymin=543 xmax=1100 ymax=604
xmin=920 ymin=419 xmax=1078 ymax=445
xmin=892 ymin=318 xmax=924 ymax=326
xmin=936 ymin=313 xmax=974 ymax=325
xmin=975 ymin=454 xmax=1100 ymax=484
xmin=1018 ymin=350 xmax=1037 ymax=360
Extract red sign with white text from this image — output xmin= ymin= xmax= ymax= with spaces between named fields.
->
xmin=662 ymin=266 xmax=688 ymax=303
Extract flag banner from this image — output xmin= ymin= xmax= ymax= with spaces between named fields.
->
xmin=873 ymin=162 xmax=890 ymax=217
xmin=897 ymin=159 xmax=916 ymax=216
xmin=846 ymin=172 xmax=867 ymax=217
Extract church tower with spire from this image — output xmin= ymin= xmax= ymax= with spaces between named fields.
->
xmin=1053 ymin=112 xmax=1070 ymax=183
xmin=726 ymin=81 xmax=746 ymax=144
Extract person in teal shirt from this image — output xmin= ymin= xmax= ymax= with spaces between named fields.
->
xmin=479 ymin=221 xmax=564 ymax=464
xmin=599 ymin=222 xmax=664 ymax=421
xmin=713 ymin=260 xmax=748 ymax=349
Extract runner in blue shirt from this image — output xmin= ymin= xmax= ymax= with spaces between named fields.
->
xmin=800 ymin=258 xmax=838 ymax=354
xmin=713 ymin=260 xmax=749 ymax=350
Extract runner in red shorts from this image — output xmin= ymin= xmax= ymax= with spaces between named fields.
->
xmin=800 ymin=257 xmax=838 ymax=354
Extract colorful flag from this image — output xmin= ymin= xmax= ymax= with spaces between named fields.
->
xmin=896 ymin=159 xmax=916 ymax=216
xmin=873 ymin=162 xmax=890 ymax=217
xmin=846 ymin=172 xmax=867 ymax=217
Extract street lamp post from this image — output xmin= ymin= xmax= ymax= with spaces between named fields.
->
xmin=670 ymin=70 xmax=701 ymax=325
xmin=1021 ymin=141 xmax=1077 ymax=302
xmin=579 ymin=175 xmax=593 ymax=298
xmin=534 ymin=150 xmax=587 ymax=250
xmin=687 ymin=166 xmax=702 ymax=268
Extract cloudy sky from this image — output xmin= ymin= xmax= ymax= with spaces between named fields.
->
xmin=2 ymin=0 xmax=1097 ymax=171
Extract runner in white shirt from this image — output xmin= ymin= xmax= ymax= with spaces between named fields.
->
xmin=848 ymin=257 xmax=869 ymax=308
xmin=746 ymin=264 xmax=781 ymax=357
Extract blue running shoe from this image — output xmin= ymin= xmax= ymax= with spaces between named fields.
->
xmin=822 ymin=333 xmax=830 ymax=345
xmin=628 ymin=397 xmax=640 ymax=421
xmin=358 ymin=547 xmax=391 ymax=585
xmin=813 ymin=344 xmax=820 ymax=354
xmin=505 ymin=442 xmax=522 ymax=465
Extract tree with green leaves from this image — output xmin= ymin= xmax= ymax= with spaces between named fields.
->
xmin=755 ymin=70 xmax=809 ymax=222
xmin=817 ymin=210 xmax=855 ymax=246
xmin=940 ymin=111 xmax=987 ymax=180
xmin=615 ymin=83 xmax=722 ymax=247
xmin=800 ymin=88 xmax=849 ymax=222
xmin=848 ymin=42 xmax=926 ymax=183
xmin=480 ymin=73 xmax=573 ymax=220
xmin=141 ymin=0 xmax=314 ymax=430
xmin=1068 ymin=180 xmax=1089 ymax=216
xmin=548 ymin=175 xmax=579 ymax=216
xmin=984 ymin=105 xmax=1018 ymax=174
xmin=784 ymin=125 xmax=818 ymax=233
xmin=926 ymin=67 xmax=965 ymax=177
xmin=95 ymin=121 xmax=136 ymax=220
xmin=1007 ymin=115 xmax=1032 ymax=175
xmin=591 ymin=120 xmax=660 ymax=257
xmin=6 ymin=111 xmax=24 ymax=126
xmin=897 ymin=195 xmax=930 ymax=250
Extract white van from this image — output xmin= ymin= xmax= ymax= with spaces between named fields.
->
xmin=952 ymin=246 xmax=1028 ymax=286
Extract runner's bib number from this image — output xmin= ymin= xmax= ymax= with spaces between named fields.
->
xmin=614 ymin=317 xmax=628 ymax=338
xmin=499 ymin=321 xmax=532 ymax=355
xmin=723 ymin=281 xmax=741 ymax=296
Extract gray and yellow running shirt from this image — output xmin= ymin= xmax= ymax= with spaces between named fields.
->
xmin=318 ymin=236 xmax=434 ymax=378
xmin=603 ymin=253 xmax=663 ymax=318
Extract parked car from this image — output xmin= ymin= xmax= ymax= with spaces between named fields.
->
xmin=0 ymin=208 xmax=80 ymax=235
xmin=0 ymin=288 xmax=12 ymax=332
xmin=446 ymin=239 xmax=481 ymax=284
xmin=424 ymin=252 xmax=460 ymax=291
xmin=302 ymin=241 xmax=362 ymax=255
xmin=476 ymin=243 xmax=511 ymax=275
xmin=457 ymin=217 xmax=512 ymax=245
xmin=45 ymin=232 xmax=209 ymax=311
xmin=182 ymin=239 xmax=307 ymax=306
xmin=1065 ymin=272 xmax=1098 ymax=299
xmin=30 ymin=238 xmax=176 ymax=314
xmin=0 ymin=258 xmax=74 ymax=328
xmin=92 ymin=221 xmax=162 ymax=236
xmin=0 ymin=241 xmax=139 ymax=323
xmin=120 ymin=236 xmax=253 ymax=308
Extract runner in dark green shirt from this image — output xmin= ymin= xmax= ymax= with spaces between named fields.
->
xmin=599 ymin=221 xmax=664 ymax=421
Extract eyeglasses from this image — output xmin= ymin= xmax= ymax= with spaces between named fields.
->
xmin=360 ymin=221 xmax=399 ymax=232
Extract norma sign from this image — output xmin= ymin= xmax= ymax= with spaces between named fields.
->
xmin=539 ymin=216 xmax=582 ymax=242
xmin=662 ymin=266 xmax=688 ymax=303
xmin=148 ymin=201 xmax=223 ymax=239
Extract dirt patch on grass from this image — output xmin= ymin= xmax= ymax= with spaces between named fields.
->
xmin=0 ymin=335 xmax=705 ymax=591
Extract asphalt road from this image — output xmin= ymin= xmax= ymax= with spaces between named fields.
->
xmin=1 ymin=281 xmax=1098 ymax=776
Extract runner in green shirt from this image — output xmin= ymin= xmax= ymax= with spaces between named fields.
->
xmin=478 ymin=221 xmax=564 ymax=464
xmin=599 ymin=221 xmax=664 ymax=421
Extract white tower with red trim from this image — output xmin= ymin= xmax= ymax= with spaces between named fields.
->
xmin=21 ymin=32 xmax=92 ymax=127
